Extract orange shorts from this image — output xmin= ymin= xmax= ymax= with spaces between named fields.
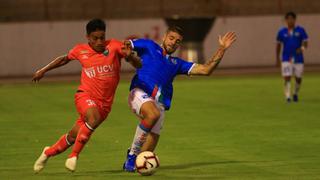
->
xmin=74 ymin=92 xmax=111 ymax=126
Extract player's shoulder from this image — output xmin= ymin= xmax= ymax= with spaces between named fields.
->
xmin=296 ymin=25 xmax=306 ymax=31
xmin=278 ymin=27 xmax=287 ymax=33
xmin=171 ymin=56 xmax=190 ymax=64
xmin=133 ymin=38 xmax=156 ymax=46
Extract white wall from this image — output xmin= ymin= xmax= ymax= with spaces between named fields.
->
xmin=0 ymin=15 xmax=319 ymax=77
xmin=0 ymin=19 xmax=167 ymax=76
xmin=204 ymin=14 xmax=320 ymax=67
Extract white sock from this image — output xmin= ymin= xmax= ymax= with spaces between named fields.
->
xmin=284 ymin=81 xmax=291 ymax=99
xmin=294 ymin=82 xmax=301 ymax=95
xmin=129 ymin=125 xmax=149 ymax=155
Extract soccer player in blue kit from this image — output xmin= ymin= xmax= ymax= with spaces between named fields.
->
xmin=276 ymin=12 xmax=308 ymax=102
xmin=122 ymin=26 xmax=236 ymax=172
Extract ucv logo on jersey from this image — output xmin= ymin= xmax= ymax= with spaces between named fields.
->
xmin=84 ymin=64 xmax=114 ymax=78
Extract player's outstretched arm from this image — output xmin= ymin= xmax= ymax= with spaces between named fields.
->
xmin=189 ymin=32 xmax=236 ymax=76
xmin=32 ymin=55 xmax=71 ymax=82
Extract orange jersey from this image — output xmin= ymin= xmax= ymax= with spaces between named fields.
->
xmin=67 ymin=39 xmax=125 ymax=106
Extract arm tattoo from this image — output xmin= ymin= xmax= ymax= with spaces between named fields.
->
xmin=205 ymin=47 xmax=226 ymax=67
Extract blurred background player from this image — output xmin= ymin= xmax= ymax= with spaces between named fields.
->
xmin=123 ymin=26 xmax=236 ymax=172
xmin=276 ymin=12 xmax=308 ymax=102
xmin=33 ymin=19 xmax=141 ymax=173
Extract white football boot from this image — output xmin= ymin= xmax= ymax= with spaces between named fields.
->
xmin=33 ymin=146 xmax=50 ymax=173
xmin=65 ymin=156 xmax=77 ymax=172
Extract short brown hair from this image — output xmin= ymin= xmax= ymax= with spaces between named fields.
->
xmin=167 ymin=26 xmax=184 ymax=37
xmin=285 ymin=11 xmax=297 ymax=19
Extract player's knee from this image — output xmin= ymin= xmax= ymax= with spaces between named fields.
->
xmin=86 ymin=117 xmax=96 ymax=128
xmin=147 ymin=110 xmax=161 ymax=122
xmin=284 ymin=77 xmax=291 ymax=81
xmin=67 ymin=133 xmax=76 ymax=144
xmin=86 ymin=112 xmax=102 ymax=129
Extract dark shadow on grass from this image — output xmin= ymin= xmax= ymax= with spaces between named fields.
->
xmin=160 ymin=160 xmax=239 ymax=170
xmin=160 ymin=160 xmax=278 ymax=170
xmin=38 ymin=169 xmax=130 ymax=177
xmin=36 ymin=160 xmax=281 ymax=177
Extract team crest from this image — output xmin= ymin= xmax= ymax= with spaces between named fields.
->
xmin=80 ymin=50 xmax=89 ymax=54
xmin=170 ymin=57 xmax=177 ymax=64
xmin=103 ymin=49 xmax=109 ymax=56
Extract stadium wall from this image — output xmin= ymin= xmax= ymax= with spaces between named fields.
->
xmin=0 ymin=14 xmax=319 ymax=77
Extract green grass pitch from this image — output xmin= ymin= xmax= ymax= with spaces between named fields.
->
xmin=1 ymin=73 xmax=320 ymax=179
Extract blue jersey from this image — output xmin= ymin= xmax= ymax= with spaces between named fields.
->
xmin=129 ymin=39 xmax=195 ymax=110
xmin=276 ymin=26 xmax=308 ymax=63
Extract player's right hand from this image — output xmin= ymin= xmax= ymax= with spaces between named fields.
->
xmin=32 ymin=70 xmax=45 ymax=82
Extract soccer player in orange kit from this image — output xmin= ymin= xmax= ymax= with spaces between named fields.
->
xmin=32 ymin=19 xmax=141 ymax=173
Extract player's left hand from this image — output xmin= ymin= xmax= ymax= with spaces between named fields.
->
xmin=219 ymin=32 xmax=237 ymax=50
xmin=121 ymin=40 xmax=133 ymax=58
xmin=32 ymin=70 xmax=45 ymax=82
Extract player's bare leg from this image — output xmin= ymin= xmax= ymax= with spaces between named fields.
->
xmin=141 ymin=107 xmax=165 ymax=152
xmin=65 ymin=107 xmax=104 ymax=172
xmin=141 ymin=132 xmax=160 ymax=152
xmin=293 ymin=77 xmax=302 ymax=102
xmin=124 ymin=101 xmax=160 ymax=172
xmin=284 ymin=76 xmax=292 ymax=102
xmin=34 ymin=123 xmax=78 ymax=173
xmin=129 ymin=101 xmax=160 ymax=154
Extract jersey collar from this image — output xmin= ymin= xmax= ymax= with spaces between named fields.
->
xmin=87 ymin=41 xmax=109 ymax=54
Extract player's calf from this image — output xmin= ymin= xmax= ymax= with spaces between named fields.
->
xmin=65 ymin=122 xmax=93 ymax=172
xmin=293 ymin=77 xmax=302 ymax=102
xmin=124 ymin=111 xmax=161 ymax=172
xmin=66 ymin=113 xmax=102 ymax=171
xmin=128 ymin=103 xmax=160 ymax=155
xmin=284 ymin=79 xmax=291 ymax=103
xmin=45 ymin=134 xmax=74 ymax=157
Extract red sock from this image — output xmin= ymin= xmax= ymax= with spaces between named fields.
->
xmin=68 ymin=123 xmax=93 ymax=158
xmin=45 ymin=134 xmax=72 ymax=157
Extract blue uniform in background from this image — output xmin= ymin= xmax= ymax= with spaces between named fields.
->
xmin=276 ymin=26 xmax=308 ymax=63
xmin=129 ymin=39 xmax=194 ymax=110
